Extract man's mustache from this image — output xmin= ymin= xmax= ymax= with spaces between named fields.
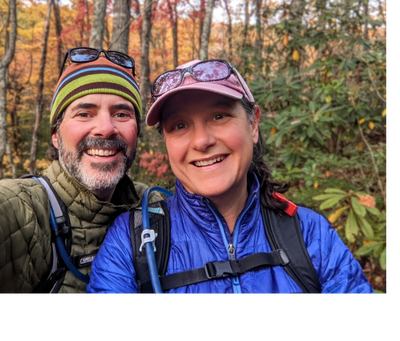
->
xmin=76 ymin=137 xmax=128 ymax=158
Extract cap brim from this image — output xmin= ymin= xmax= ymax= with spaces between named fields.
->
xmin=146 ymin=82 xmax=244 ymax=126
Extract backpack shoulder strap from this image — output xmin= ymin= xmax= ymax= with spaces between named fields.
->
xmin=130 ymin=200 xmax=171 ymax=293
xmin=31 ymin=176 xmax=89 ymax=291
xmin=261 ymin=205 xmax=322 ymax=293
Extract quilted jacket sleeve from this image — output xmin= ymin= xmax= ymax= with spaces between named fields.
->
xmin=0 ymin=178 xmax=52 ymax=293
xmin=297 ymin=207 xmax=374 ymax=293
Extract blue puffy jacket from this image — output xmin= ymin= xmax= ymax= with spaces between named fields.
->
xmin=87 ymin=176 xmax=374 ymax=293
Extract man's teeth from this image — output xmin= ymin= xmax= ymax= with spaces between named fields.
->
xmin=86 ymin=149 xmax=117 ymax=157
xmin=194 ymin=155 xmax=226 ymax=167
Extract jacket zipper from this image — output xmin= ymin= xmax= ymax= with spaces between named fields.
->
xmin=204 ymin=192 xmax=258 ymax=293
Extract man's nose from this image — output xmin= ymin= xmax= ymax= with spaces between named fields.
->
xmin=191 ymin=124 xmax=216 ymax=151
xmin=92 ymin=112 xmax=118 ymax=138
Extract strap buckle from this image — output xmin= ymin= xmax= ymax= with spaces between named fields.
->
xmin=277 ymin=249 xmax=290 ymax=265
xmin=204 ymin=261 xmax=234 ymax=279
xmin=139 ymin=229 xmax=157 ymax=252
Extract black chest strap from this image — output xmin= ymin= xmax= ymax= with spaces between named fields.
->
xmin=140 ymin=249 xmax=289 ymax=292
xmin=132 ymin=201 xmax=321 ymax=293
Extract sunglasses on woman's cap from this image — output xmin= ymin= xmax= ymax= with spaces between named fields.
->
xmin=151 ymin=59 xmax=253 ymax=102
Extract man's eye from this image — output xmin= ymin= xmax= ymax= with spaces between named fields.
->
xmin=76 ymin=112 xmax=90 ymax=118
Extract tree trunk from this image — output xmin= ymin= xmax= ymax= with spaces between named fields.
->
xmin=0 ymin=0 xmax=17 ymax=179
xmin=254 ymin=0 xmax=263 ymax=78
xmin=5 ymin=141 xmax=15 ymax=178
xmin=53 ymin=0 xmax=63 ymax=74
xmin=222 ymin=0 xmax=232 ymax=55
xmin=167 ymin=0 xmax=178 ymax=67
xmin=242 ymin=0 xmax=250 ymax=47
xmin=364 ymin=0 xmax=369 ymax=41
xmin=89 ymin=0 xmax=107 ymax=49
xmin=29 ymin=0 xmax=52 ymax=175
xmin=111 ymin=0 xmax=131 ymax=54
xmin=199 ymin=0 xmax=215 ymax=60
xmin=198 ymin=0 xmax=205 ymax=54
xmin=133 ymin=0 xmax=142 ymax=45
xmin=140 ymin=0 xmax=155 ymax=112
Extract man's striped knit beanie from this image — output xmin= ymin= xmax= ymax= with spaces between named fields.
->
xmin=50 ymin=56 xmax=141 ymax=133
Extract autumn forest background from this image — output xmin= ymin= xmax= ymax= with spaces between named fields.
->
xmin=0 ymin=0 xmax=386 ymax=291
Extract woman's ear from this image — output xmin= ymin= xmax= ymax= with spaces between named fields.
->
xmin=252 ymin=105 xmax=261 ymax=145
xmin=52 ymin=131 xmax=59 ymax=149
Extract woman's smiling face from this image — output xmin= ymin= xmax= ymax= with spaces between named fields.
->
xmin=162 ymin=90 xmax=260 ymax=201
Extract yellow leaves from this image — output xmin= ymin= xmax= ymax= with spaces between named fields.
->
xmin=329 ymin=205 xmax=350 ymax=224
xmin=36 ymin=159 xmax=52 ymax=170
xmin=325 ymin=95 xmax=332 ymax=103
xmin=283 ymin=34 xmax=289 ymax=47
xmin=150 ymin=149 xmax=154 ymax=155
xmin=369 ymin=121 xmax=375 ymax=130
xmin=363 ymin=240 xmax=377 ymax=247
xmin=292 ymin=50 xmax=300 ymax=61
xmin=356 ymin=142 xmax=364 ymax=151
xmin=270 ymin=127 xmax=276 ymax=136
xmin=313 ymin=181 xmax=319 ymax=188
xmin=358 ymin=118 xmax=375 ymax=130
xmin=382 ymin=108 xmax=386 ymax=116
xmin=145 ymin=126 xmax=152 ymax=131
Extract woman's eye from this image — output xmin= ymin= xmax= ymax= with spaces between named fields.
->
xmin=115 ymin=112 xmax=130 ymax=118
xmin=174 ymin=123 xmax=186 ymax=130
xmin=214 ymin=114 xmax=226 ymax=120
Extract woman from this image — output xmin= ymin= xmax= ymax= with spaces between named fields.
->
xmin=87 ymin=59 xmax=374 ymax=293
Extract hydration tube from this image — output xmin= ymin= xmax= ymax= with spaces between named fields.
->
xmin=49 ymin=207 xmax=90 ymax=283
xmin=33 ymin=177 xmax=89 ymax=283
xmin=141 ymin=186 xmax=173 ymax=293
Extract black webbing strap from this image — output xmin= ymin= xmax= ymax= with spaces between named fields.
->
xmin=140 ymin=250 xmax=289 ymax=292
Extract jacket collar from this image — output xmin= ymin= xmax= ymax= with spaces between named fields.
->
xmin=43 ymin=161 xmax=140 ymax=225
xmin=173 ymin=172 xmax=261 ymax=232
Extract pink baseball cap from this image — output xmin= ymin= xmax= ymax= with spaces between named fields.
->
xmin=146 ymin=59 xmax=255 ymax=126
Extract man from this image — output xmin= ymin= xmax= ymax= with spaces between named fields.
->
xmin=0 ymin=48 xmax=162 ymax=293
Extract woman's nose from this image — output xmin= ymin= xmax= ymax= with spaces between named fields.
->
xmin=191 ymin=124 xmax=216 ymax=151
xmin=92 ymin=112 xmax=118 ymax=138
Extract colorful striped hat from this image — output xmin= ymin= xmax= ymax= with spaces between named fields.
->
xmin=50 ymin=56 xmax=141 ymax=133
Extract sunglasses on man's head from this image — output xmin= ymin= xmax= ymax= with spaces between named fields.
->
xmin=59 ymin=47 xmax=136 ymax=79
xmin=151 ymin=59 xmax=253 ymax=102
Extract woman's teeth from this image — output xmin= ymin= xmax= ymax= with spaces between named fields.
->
xmin=194 ymin=155 xmax=226 ymax=167
xmin=86 ymin=149 xmax=117 ymax=157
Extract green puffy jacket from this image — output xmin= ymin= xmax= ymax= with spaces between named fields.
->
xmin=0 ymin=161 xmax=163 ymax=293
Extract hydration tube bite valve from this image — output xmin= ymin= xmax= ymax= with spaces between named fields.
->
xmin=141 ymin=186 xmax=173 ymax=293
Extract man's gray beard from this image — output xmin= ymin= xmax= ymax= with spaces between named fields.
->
xmin=57 ymin=132 xmax=136 ymax=192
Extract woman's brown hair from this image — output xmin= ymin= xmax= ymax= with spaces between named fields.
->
xmin=241 ymin=97 xmax=289 ymax=213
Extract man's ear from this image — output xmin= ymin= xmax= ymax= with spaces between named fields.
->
xmin=52 ymin=131 xmax=59 ymax=149
xmin=252 ymin=105 xmax=261 ymax=145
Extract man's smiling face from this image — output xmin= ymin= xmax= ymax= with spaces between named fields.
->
xmin=52 ymin=93 xmax=138 ymax=200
